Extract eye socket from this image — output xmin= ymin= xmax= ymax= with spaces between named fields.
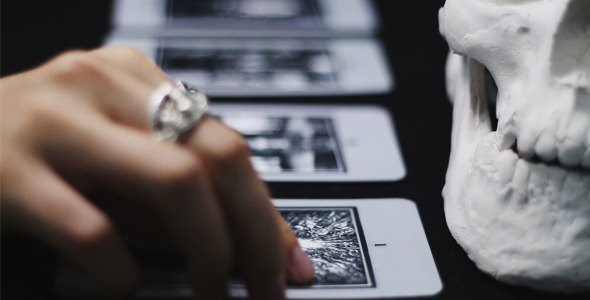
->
xmin=484 ymin=68 xmax=499 ymax=131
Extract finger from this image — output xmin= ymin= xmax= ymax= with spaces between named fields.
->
xmin=145 ymin=160 xmax=233 ymax=300
xmin=275 ymin=210 xmax=315 ymax=284
xmin=41 ymin=50 xmax=161 ymax=129
xmin=86 ymin=187 xmax=182 ymax=257
xmin=186 ymin=119 xmax=315 ymax=297
xmin=87 ymin=46 xmax=169 ymax=87
xmin=7 ymin=160 xmax=138 ymax=298
xmin=42 ymin=114 xmax=234 ymax=299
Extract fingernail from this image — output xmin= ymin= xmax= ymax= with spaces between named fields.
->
xmin=287 ymin=243 xmax=315 ymax=283
xmin=264 ymin=272 xmax=286 ymax=300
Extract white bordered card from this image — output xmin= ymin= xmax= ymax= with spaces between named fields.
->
xmin=111 ymin=0 xmax=378 ymax=38
xmin=105 ymin=37 xmax=394 ymax=97
xmin=210 ymin=104 xmax=406 ymax=182
xmin=54 ymin=199 xmax=442 ymax=299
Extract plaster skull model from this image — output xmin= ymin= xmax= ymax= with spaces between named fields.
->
xmin=439 ymin=0 xmax=590 ymax=292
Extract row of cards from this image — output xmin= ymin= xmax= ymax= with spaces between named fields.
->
xmin=55 ymin=1 xmax=442 ymax=299
xmin=106 ymin=0 xmax=394 ymax=97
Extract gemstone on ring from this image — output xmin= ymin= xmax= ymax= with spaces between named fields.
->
xmin=148 ymin=81 xmax=209 ymax=142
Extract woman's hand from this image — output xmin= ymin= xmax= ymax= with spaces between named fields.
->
xmin=0 ymin=46 xmax=314 ymax=299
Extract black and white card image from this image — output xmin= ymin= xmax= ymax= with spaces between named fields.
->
xmin=278 ymin=208 xmax=373 ymax=288
xmin=210 ymin=104 xmax=406 ymax=182
xmin=111 ymin=0 xmax=378 ymax=38
xmin=230 ymin=199 xmax=443 ymax=299
xmin=219 ymin=114 xmax=346 ymax=175
xmin=105 ymin=37 xmax=393 ymax=96
xmin=53 ymin=199 xmax=442 ymax=299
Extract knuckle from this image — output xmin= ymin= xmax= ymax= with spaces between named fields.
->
xmin=102 ymin=45 xmax=151 ymax=65
xmin=49 ymin=50 xmax=101 ymax=80
xmin=157 ymin=152 xmax=204 ymax=192
xmin=66 ymin=213 xmax=115 ymax=253
xmin=26 ymin=99 xmax=59 ymax=122
xmin=23 ymin=98 xmax=70 ymax=134
xmin=209 ymin=129 xmax=251 ymax=167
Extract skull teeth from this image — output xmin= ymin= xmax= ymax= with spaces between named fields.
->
xmin=497 ymin=97 xmax=590 ymax=172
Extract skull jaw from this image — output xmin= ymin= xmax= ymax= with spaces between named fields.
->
xmin=444 ymin=54 xmax=590 ymax=293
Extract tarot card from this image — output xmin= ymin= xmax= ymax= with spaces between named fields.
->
xmin=236 ymin=198 xmax=442 ymax=298
xmin=210 ymin=104 xmax=406 ymax=182
xmin=105 ymin=37 xmax=394 ymax=96
xmin=53 ymin=199 xmax=442 ymax=299
xmin=111 ymin=0 xmax=378 ymax=38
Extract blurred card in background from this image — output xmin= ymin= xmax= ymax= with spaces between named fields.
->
xmin=111 ymin=0 xmax=378 ymax=38
xmin=211 ymin=104 xmax=406 ymax=182
xmin=106 ymin=37 xmax=394 ymax=96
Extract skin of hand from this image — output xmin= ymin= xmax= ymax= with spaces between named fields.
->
xmin=0 ymin=46 xmax=315 ymax=299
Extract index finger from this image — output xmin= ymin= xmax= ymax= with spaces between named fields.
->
xmin=87 ymin=46 xmax=168 ymax=87
xmin=186 ymin=119 xmax=315 ymax=297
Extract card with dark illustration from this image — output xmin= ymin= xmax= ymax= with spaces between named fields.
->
xmin=280 ymin=208 xmax=373 ymax=288
xmin=217 ymin=115 xmax=346 ymax=175
xmin=209 ymin=104 xmax=406 ymax=182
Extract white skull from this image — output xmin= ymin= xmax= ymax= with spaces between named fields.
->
xmin=439 ymin=0 xmax=590 ymax=292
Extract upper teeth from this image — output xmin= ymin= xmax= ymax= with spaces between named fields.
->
xmin=495 ymin=86 xmax=590 ymax=170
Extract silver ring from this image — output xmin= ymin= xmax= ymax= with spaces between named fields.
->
xmin=148 ymin=81 xmax=209 ymax=142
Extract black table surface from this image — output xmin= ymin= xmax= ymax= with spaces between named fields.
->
xmin=2 ymin=1 xmax=588 ymax=299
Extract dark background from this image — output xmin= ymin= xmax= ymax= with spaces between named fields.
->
xmin=1 ymin=1 xmax=588 ymax=299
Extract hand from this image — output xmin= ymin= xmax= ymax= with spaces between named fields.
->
xmin=0 ymin=46 xmax=314 ymax=299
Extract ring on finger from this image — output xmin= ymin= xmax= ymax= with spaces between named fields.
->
xmin=148 ymin=81 xmax=209 ymax=142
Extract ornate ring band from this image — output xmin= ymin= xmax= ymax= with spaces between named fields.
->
xmin=148 ymin=81 xmax=209 ymax=142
